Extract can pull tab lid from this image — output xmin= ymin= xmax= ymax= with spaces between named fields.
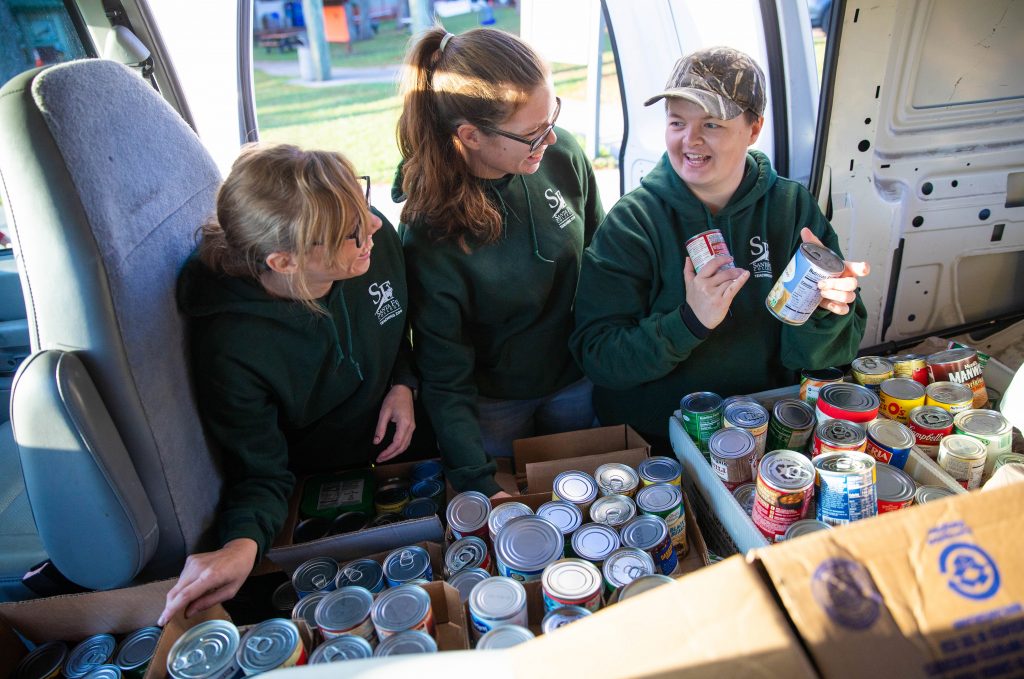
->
xmin=343 ymin=566 xmax=361 ymax=582
xmin=312 ymin=574 xmax=327 ymax=588
xmin=609 ymin=478 xmax=623 ymax=490
xmin=399 ymin=550 xmax=414 ymax=568
xmin=247 ymin=635 xmax=274 ymax=653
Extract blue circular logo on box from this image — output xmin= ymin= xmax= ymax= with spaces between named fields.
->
xmin=939 ymin=542 xmax=1000 ymax=600
xmin=811 ymin=558 xmax=882 ymax=630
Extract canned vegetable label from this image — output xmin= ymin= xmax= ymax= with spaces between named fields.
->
xmin=679 ymin=392 xmax=724 ymax=454
xmin=685 ymin=229 xmax=734 ymax=273
xmin=799 ymin=367 xmax=843 ymax=406
xmin=814 ymin=452 xmax=878 ymax=526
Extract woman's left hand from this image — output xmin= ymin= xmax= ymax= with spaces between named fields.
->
xmin=375 ymin=385 xmax=416 ymax=462
xmin=800 ymin=227 xmax=870 ymax=315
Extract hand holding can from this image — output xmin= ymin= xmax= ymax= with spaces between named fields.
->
xmin=800 ymin=227 xmax=869 ymax=315
xmin=683 ymin=254 xmax=749 ymax=330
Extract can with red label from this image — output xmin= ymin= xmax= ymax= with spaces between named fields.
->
xmin=799 ymin=367 xmax=844 ymax=407
xmin=907 ymin=405 xmax=953 ymax=459
xmin=812 ymin=419 xmax=867 ymax=458
xmin=865 ymin=419 xmax=915 ymax=469
xmin=752 ymin=450 xmax=816 ymax=541
xmin=685 ymin=229 xmax=734 ymax=273
xmin=927 ymin=348 xmax=987 ymax=409
xmin=925 ymin=381 xmax=974 ymax=415
xmin=851 ymin=356 xmax=894 ymax=393
xmin=875 ymin=463 xmax=916 ymax=513
xmin=879 ymin=378 xmax=925 ymax=425
xmin=889 ymin=354 xmax=928 ymax=386
xmin=815 ymin=383 xmax=879 ymax=425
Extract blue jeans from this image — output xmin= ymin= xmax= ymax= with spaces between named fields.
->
xmin=477 ymin=378 xmax=596 ymax=458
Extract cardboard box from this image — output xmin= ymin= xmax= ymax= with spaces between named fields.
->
xmin=512 ymin=425 xmax=650 ymax=492
xmin=753 ymin=482 xmax=1024 ymax=678
xmin=509 ymin=555 xmax=818 ymax=678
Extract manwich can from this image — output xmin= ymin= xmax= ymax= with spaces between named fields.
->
xmin=370 ymin=584 xmax=435 ymax=640
xmin=541 ymin=558 xmax=603 ymax=613
xmin=925 ymin=381 xmax=974 ymax=415
xmin=637 ymin=456 xmax=683 ymax=487
xmin=708 ymin=427 xmax=757 ymax=489
xmin=446 ymin=491 xmax=491 ymax=540
xmin=315 ymin=586 xmax=377 ymax=644
xmin=635 ymin=482 xmax=687 ymax=554
xmin=908 ymin=405 xmax=954 ymax=458
xmin=953 ymin=409 xmax=1013 ymax=480
xmin=679 ymin=391 xmax=724 ymax=455
xmin=927 ymin=348 xmax=987 ymax=409
xmin=799 ymin=367 xmax=844 ymax=406
xmin=851 ymin=356 xmax=894 ymax=393
xmin=166 ymin=621 xmax=240 ymax=679
xmin=811 ymin=419 xmax=867 ymax=458
xmin=236 ymin=619 xmax=306 ymax=675
xmin=752 ymin=451 xmax=816 ymax=541
xmin=937 ymin=434 xmax=987 ymax=490
xmin=552 ymin=471 xmax=599 ymax=514
xmin=889 ymin=353 xmax=928 ymax=386
xmin=685 ymin=229 xmax=734 ymax=273
xmin=765 ymin=242 xmax=845 ymax=325
xmin=765 ymin=399 xmax=816 ymax=454
xmin=875 ymin=463 xmax=916 ymax=514
xmin=493 ymin=516 xmax=564 ymax=582
xmin=879 ymin=378 xmax=926 ymax=424
xmin=723 ymin=400 xmax=770 ymax=463
xmin=814 ymin=452 xmax=878 ymax=526
xmin=864 ymin=419 xmax=915 ymax=469
xmin=595 ymin=463 xmax=640 ymax=497
xmin=815 ymin=383 xmax=879 ymax=425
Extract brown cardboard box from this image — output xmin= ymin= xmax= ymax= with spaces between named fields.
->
xmin=512 ymin=425 xmax=650 ymax=492
xmin=753 ymin=482 xmax=1024 ymax=678
xmin=509 ymin=555 xmax=818 ymax=677
xmin=421 ymin=581 xmax=470 ymax=651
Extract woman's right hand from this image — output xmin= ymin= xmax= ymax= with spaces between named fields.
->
xmin=683 ymin=255 xmax=749 ymax=330
xmin=157 ymin=538 xmax=258 ymax=626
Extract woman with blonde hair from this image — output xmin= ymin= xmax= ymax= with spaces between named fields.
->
xmin=396 ymin=27 xmax=604 ymax=498
xmin=160 ymin=143 xmax=420 ymax=622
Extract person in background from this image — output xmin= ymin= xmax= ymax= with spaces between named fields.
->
xmin=571 ymin=46 xmax=868 ymax=450
xmin=160 ymin=144 xmax=421 ymax=622
xmin=395 ymin=27 xmax=604 ymax=498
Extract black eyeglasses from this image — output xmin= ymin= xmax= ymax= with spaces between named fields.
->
xmin=476 ymin=97 xmax=561 ymax=153
xmin=346 ymin=175 xmax=371 ymax=247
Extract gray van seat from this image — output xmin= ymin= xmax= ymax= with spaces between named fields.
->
xmin=0 ymin=420 xmax=44 ymax=602
xmin=0 ymin=59 xmax=225 ymax=588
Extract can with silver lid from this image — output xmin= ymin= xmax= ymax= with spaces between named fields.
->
xmin=879 ymin=378 xmax=926 ymax=424
xmin=635 ymin=482 xmax=686 ymax=554
xmin=373 ymin=630 xmax=438 ymax=657
xmin=864 ymin=419 xmax=915 ymax=469
xmin=336 ymin=558 xmax=385 ymax=593
xmin=800 ymin=367 xmax=844 ymax=406
xmin=551 ymin=471 xmax=599 ymax=513
xmin=812 ymin=419 xmax=867 ymax=458
xmin=13 ymin=641 xmax=67 ymax=679
xmin=731 ymin=482 xmax=756 ymax=516
xmin=308 ymin=635 xmax=373 ymax=664
xmin=752 ymin=450 xmax=816 ymax=541
xmin=402 ymin=498 xmax=439 ymax=521
xmin=602 ymin=547 xmax=656 ymax=596
xmin=65 ymin=635 xmax=117 ymax=679
xmin=954 ymin=409 xmax=1013 ymax=480
xmin=411 ymin=478 xmax=445 ymax=505
xmin=589 ymin=494 xmax=636 ymax=529
xmin=709 ymin=427 xmax=756 ymax=489
xmin=723 ymin=400 xmax=770 ymax=460
xmin=476 ymin=625 xmax=535 ymax=649
xmin=271 ymin=582 xmax=299 ymax=614
xmin=781 ymin=519 xmax=832 ymax=541
xmin=595 ymin=463 xmax=640 ymax=497
xmin=370 ymin=584 xmax=435 ymax=639
xmin=765 ymin=399 xmax=816 ymax=454
xmin=290 ymin=592 xmax=326 ymax=635
xmin=875 ymin=463 xmax=916 ymax=513
xmin=468 ymin=576 xmax=528 ymax=642
xmin=383 ymin=545 xmax=433 ymax=587
xmin=914 ymin=485 xmax=957 ymax=504
xmin=993 ymin=452 xmax=1024 ymax=474
xmin=815 ymin=383 xmax=879 ymax=424
xmin=446 ymin=491 xmax=491 ymax=540
xmin=541 ymin=605 xmax=592 ymax=635
xmin=536 ymin=500 xmax=583 ymax=549
xmin=925 ymin=381 xmax=974 ymax=415
xmin=766 ymin=242 xmax=845 ymax=325
xmin=167 ymin=620 xmax=240 ymax=679
xmin=493 ymin=515 xmax=564 ymax=582
xmin=908 ymin=405 xmax=954 ymax=458
xmin=236 ymin=619 xmax=306 ymax=674
xmin=114 ymin=627 xmax=161 ymax=679
xmin=315 ymin=586 xmax=377 ymax=644
xmin=617 ymin=573 xmax=675 ymax=601
xmin=679 ymin=391 xmax=724 ymax=454
xmin=937 ymin=434 xmax=987 ymax=489
xmin=890 ymin=353 xmax=928 ymax=385
xmin=81 ymin=666 xmax=121 ymax=679
xmin=852 ymin=356 xmax=894 ymax=393
xmin=815 ymin=452 xmax=878 ymax=526
xmin=448 ymin=567 xmax=491 ymax=604
xmin=445 ymin=536 xmax=491 ymax=577
xmin=620 ymin=515 xmax=677 ymax=575
xmin=291 ymin=556 xmax=339 ymax=598
xmin=541 ymin=558 xmax=603 ymax=613
xmin=569 ymin=522 xmax=621 ymax=564
xmin=488 ymin=501 xmax=535 ymax=543
xmin=927 ymin=348 xmax=986 ymax=409
xmin=637 ymin=456 xmax=683 ymax=487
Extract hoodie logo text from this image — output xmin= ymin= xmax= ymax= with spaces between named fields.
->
xmin=750 ymin=236 xmax=773 ymax=279
xmin=369 ymin=281 xmax=403 ymax=326
xmin=545 ymin=188 xmax=577 ymax=229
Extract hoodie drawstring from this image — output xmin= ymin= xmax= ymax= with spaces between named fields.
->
xmin=330 ymin=285 xmax=364 ymax=381
xmin=520 ymin=175 xmax=553 ymax=263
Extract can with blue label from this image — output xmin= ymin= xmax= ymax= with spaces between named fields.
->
xmin=493 ymin=516 xmax=564 ymax=582
xmin=620 ymin=515 xmax=677 ymax=575
xmin=814 ymin=452 xmax=878 ymax=526
xmin=766 ymin=242 xmax=845 ymax=326
xmin=382 ymin=546 xmax=433 ymax=587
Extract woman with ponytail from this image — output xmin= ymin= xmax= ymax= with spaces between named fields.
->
xmin=395 ymin=28 xmax=605 ymax=498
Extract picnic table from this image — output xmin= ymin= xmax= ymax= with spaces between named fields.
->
xmin=256 ymin=28 xmax=304 ymax=53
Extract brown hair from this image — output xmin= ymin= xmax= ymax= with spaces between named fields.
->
xmin=397 ymin=27 xmax=548 ymax=251
xmin=198 ymin=143 xmax=371 ymax=311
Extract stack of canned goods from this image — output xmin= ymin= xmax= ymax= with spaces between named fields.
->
xmin=15 ymin=628 xmax=163 ymax=679
xmin=291 ymin=544 xmax=434 ymax=603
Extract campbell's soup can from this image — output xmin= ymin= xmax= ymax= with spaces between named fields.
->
xmin=953 ymin=409 xmax=1013 ymax=481
xmin=814 ymin=452 xmax=878 ymax=526
xmin=752 ymin=451 xmax=816 ymax=541
xmin=879 ymin=378 xmax=926 ymax=424
xmin=927 ymin=348 xmax=987 ymax=409
xmin=765 ymin=399 xmax=816 ymax=455
xmin=765 ymin=242 xmax=845 ymax=326
xmin=851 ymin=356 xmax=894 ymax=393
xmin=925 ymin=381 xmax=974 ymax=415
xmin=875 ymin=463 xmax=916 ymax=514
xmin=864 ymin=419 xmax=915 ymax=469
xmin=908 ymin=405 xmax=953 ymax=458
xmin=815 ymin=383 xmax=879 ymax=425
xmin=684 ymin=229 xmax=734 ymax=273
xmin=812 ymin=419 xmax=867 ymax=458
xmin=889 ymin=353 xmax=928 ymax=386
xmin=799 ymin=367 xmax=844 ymax=407
xmin=937 ymin=434 xmax=987 ymax=490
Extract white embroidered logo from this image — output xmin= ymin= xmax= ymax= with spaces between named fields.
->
xmin=544 ymin=188 xmax=577 ymax=229
xmin=368 ymin=281 xmax=403 ymax=325
xmin=750 ymin=236 xmax=773 ymax=279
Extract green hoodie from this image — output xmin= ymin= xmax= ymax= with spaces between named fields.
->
xmin=397 ymin=130 xmax=604 ymax=496
xmin=177 ymin=213 xmax=414 ymax=556
xmin=571 ymin=151 xmax=866 ymax=438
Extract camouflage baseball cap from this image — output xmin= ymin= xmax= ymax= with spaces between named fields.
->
xmin=644 ymin=46 xmax=766 ymax=120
